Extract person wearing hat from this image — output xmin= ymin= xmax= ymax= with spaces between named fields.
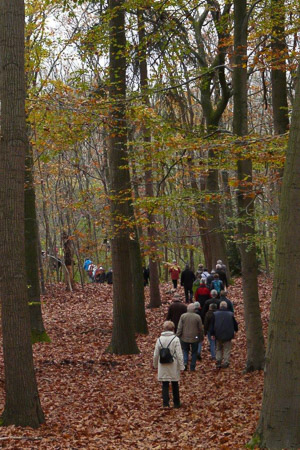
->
xmin=166 ymin=293 xmax=187 ymax=333
xmin=169 ymin=260 xmax=181 ymax=289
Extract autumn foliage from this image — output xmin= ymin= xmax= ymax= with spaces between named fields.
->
xmin=0 ymin=277 xmax=271 ymax=448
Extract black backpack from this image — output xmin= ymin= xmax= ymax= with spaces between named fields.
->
xmin=158 ymin=336 xmax=176 ymax=364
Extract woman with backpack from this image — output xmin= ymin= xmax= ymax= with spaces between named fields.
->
xmin=153 ymin=321 xmax=185 ymax=408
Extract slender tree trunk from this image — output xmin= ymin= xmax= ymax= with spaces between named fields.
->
xmin=38 ymin=234 xmax=46 ymax=295
xmin=62 ymin=232 xmax=75 ymax=291
xmin=233 ymin=0 xmax=265 ymax=371
xmin=127 ymin=135 xmax=148 ymax=334
xmin=130 ymin=233 xmax=148 ymax=334
xmin=187 ymin=157 xmax=212 ymax=269
xmin=271 ymin=0 xmax=289 ymax=135
xmin=254 ymin=65 xmax=300 ymax=449
xmin=206 ymin=149 xmax=230 ymax=272
xmin=138 ymin=9 xmax=161 ymax=308
xmin=107 ymin=0 xmax=139 ymax=354
xmin=25 ymin=148 xmax=49 ymax=343
xmin=0 ymin=0 xmax=45 ymax=427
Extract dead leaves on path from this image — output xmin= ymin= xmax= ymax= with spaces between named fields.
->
xmin=0 ymin=277 xmax=272 ymax=448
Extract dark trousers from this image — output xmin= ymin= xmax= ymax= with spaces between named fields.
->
xmin=172 ymin=279 xmax=178 ymax=289
xmin=184 ymin=285 xmax=193 ymax=303
xmin=162 ymin=381 xmax=180 ymax=407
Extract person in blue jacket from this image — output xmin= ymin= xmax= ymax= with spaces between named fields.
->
xmin=83 ymin=258 xmax=92 ymax=271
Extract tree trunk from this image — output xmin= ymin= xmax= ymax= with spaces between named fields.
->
xmin=107 ymin=0 xmax=139 ymax=354
xmin=254 ymin=65 xmax=300 ymax=449
xmin=25 ymin=148 xmax=49 ymax=343
xmin=233 ymin=0 xmax=265 ymax=371
xmin=206 ymin=149 xmax=230 ymax=272
xmin=271 ymin=0 xmax=289 ymax=135
xmin=187 ymin=157 xmax=212 ymax=269
xmin=0 ymin=0 xmax=45 ymax=427
xmin=130 ymin=234 xmax=148 ymax=334
xmin=62 ymin=232 xmax=75 ymax=291
xmin=138 ymin=9 xmax=161 ymax=308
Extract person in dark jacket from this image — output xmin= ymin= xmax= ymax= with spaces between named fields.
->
xmin=194 ymin=302 xmax=203 ymax=360
xmin=219 ymin=291 xmax=234 ymax=312
xmin=206 ymin=269 xmax=215 ymax=290
xmin=180 ymin=264 xmax=196 ymax=303
xmin=143 ymin=266 xmax=150 ymax=286
xmin=204 ymin=303 xmax=217 ymax=360
xmin=95 ymin=266 xmax=106 ymax=283
xmin=106 ymin=268 xmax=113 ymax=284
xmin=166 ymin=293 xmax=187 ymax=333
xmin=202 ymin=289 xmax=220 ymax=320
xmin=210 ymin=301 xmax=238 ymax=368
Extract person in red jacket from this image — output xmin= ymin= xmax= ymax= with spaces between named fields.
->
xmin=194 ymin=279 xmax=211 ymax=313
xmin=169 ymin=260 xmax=181 ymax=289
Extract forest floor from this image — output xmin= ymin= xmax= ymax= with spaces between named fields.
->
xmin=0 ymin=276 xmax=272 ymax=449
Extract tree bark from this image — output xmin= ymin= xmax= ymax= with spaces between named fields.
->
xmin=255 ymin=65 xmax=300 ymax=449
xmin=107 ymin=0 xmax=139 ymax=354
xmin=138 ymin=9 xmax=161 ymax=308
xmin=271 ymin=0 xmax=289 ymax=135
xmin=62 ymin=231 xmax=75 ymax=291
xmin=205 ymin=149 xmax=230 ymax=272
xmin=0 ymin=0 xmax=45 ymax=427
xmin=130 ymin=233 xmax=148 ymax=334
xmin=25 ymin=148 xmax=49 ymax=343
xmin=233 ymin=0 xmax=265 ymax=371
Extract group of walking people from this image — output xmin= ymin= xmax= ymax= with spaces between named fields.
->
xmin=153 ymin=261 xmax=238 ymax=408
xmin=83 ymin=258 xmax=113 ymax=284
xmin=169 ymin=260 xmax=228 ymax=304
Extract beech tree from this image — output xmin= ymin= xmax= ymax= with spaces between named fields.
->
xmin=254 ymin=64 xmax=300 ymax=449
xmin=25 ymin=148 xmax=49 ymax=342
xmin=233 ymin=0 xmax=265 ymax=371
xmin=271 ymin=0 xmax=289 ymax=135
xmin=137 ymin=8 xmax=161 ymax=308
xmin=0 ymin=0 xmax=45 ymax=427
xmin=107 ymin=0 xmax=139 ymax=354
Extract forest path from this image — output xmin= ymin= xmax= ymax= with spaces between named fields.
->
xmin=0 ymin=277 xmax=272 ymax=448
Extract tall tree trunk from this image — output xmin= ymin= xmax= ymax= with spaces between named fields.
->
xmin=233 ymin=0 xmax=265 ymax=371
xmin=107 ymin=0 xmax=139 ymax=354
xmin=187 ymin=157 xmax=212 ymax=269
xmin=254 ymin=65 xmax=300 ymax=449
xmin=138 ymin=9 xmax=161 ymax=308
xmin=25 ymin=148 xmax=49 ymax=343
xmin=206 ymin=149 xmax=230 ymax=272
xmin=271 ymin=0 xmax=289 ymax=135
xmin=0 ymin=0 xmax=45 ymax=427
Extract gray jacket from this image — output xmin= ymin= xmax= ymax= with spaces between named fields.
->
xmin=176 ymin=311 xmax=204 ymax=343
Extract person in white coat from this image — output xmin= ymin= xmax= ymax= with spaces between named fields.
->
xmin=153 ymin=321 xmax=185 ymax=408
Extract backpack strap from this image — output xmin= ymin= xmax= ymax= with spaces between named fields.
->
xmin=167 ymin=335 xmax=176 ymax=348
xmin=159 ymin=335 xmax=176 ymax=349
